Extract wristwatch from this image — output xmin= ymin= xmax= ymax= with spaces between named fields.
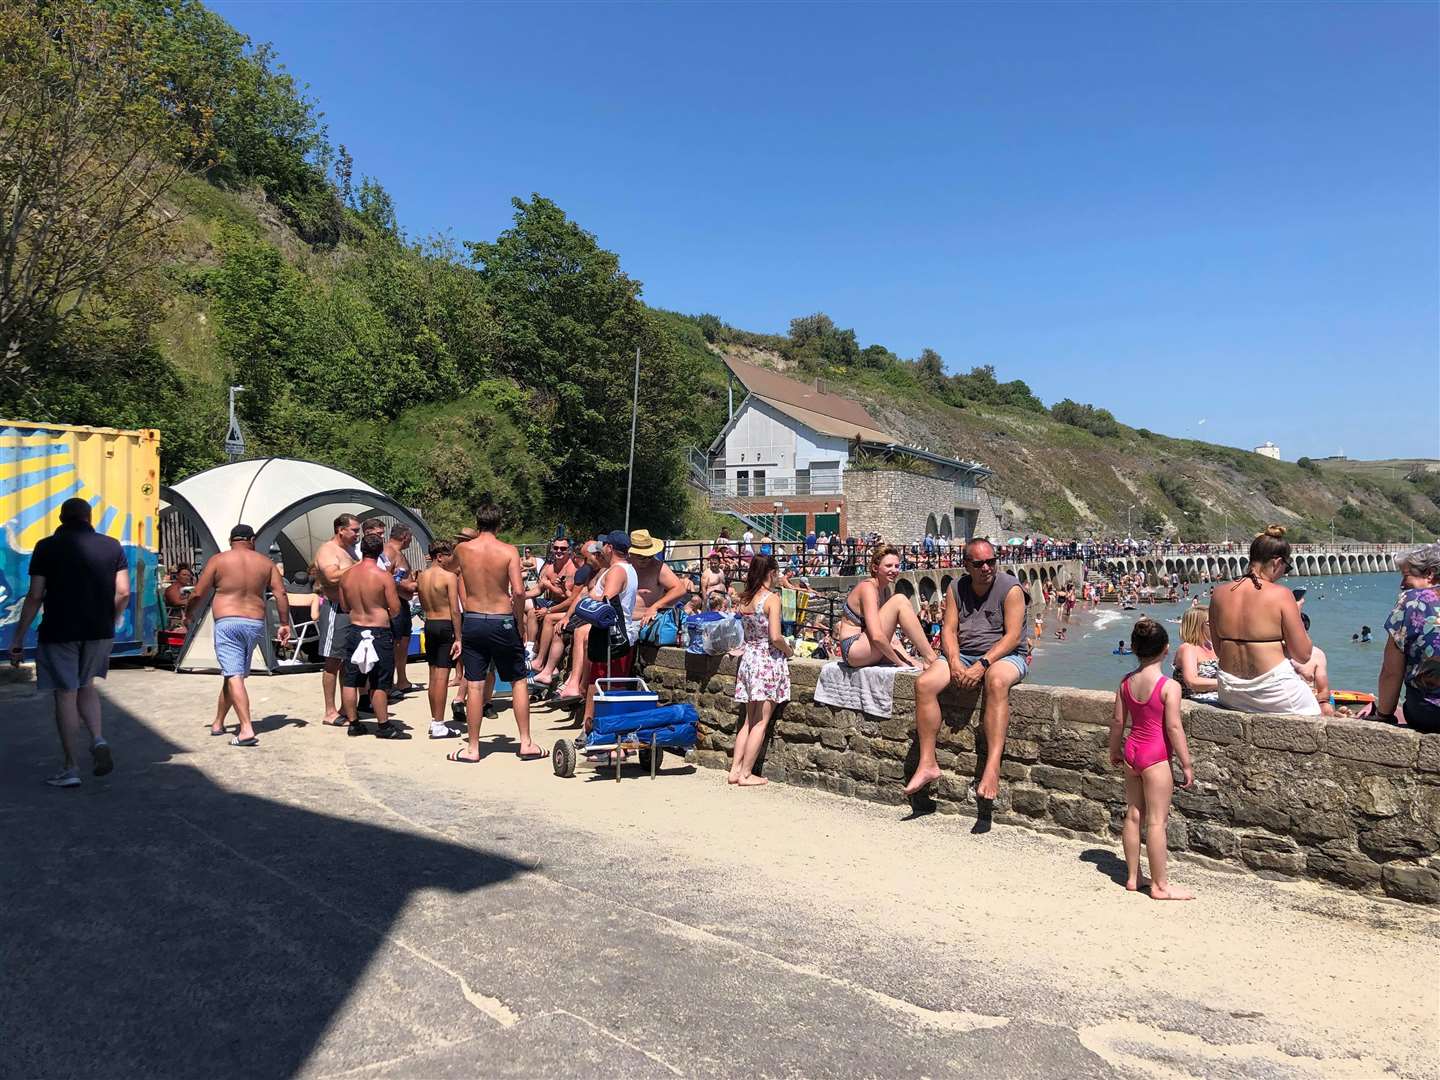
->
xmin=978 ymin=657 xmax=991 ymax=670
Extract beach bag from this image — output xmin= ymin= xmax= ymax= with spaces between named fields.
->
xmin=685 ymin=611 xmax=724 ymax=654
xmin=700 ymin=614 xmax=743 ymax=655
xmin=638 ymin=607 xmax=680 ymax=646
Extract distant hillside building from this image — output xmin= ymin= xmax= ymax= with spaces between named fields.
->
xmin=692 ymin=355 xmax=1000 ymax=542
xmin=1254 ymin=441 xmax=1281 ymax=460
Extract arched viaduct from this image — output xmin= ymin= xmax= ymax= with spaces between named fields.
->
xmin=1093 ymin=547 xmax=1406 ymax=585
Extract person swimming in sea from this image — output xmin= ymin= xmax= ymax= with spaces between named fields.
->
xmin=1114 ymin=640 xmax=1132 ymax=656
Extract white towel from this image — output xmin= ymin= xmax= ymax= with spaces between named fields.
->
xmin=1218 ymin=659 xmax=1320 ymax=716
xmin=814 ymin=661 xmax=919 ymax=719
xmin=350 ymin=629 xmax=378 ymax=674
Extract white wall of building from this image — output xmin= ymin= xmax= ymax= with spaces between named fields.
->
xmin=720 ymin=398 xmax=849 ymax=487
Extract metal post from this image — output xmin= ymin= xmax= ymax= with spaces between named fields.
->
xmin=224 ymin=385 xmax=246 ymax=461
xmin=624 ymin=345 xmax=640 ymax=533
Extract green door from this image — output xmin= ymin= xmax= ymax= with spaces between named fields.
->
xmin=782 ymin=514 xmax=807 ymax=540
xmin=814 ymin=513 xmax=840 ymax=536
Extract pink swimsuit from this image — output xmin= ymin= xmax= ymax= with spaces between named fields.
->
xmin=1122 ymin=674 xmax=1172 ymax=773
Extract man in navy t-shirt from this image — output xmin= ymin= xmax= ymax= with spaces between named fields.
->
xmin=8 ymin=497 xmax=131 ymax=787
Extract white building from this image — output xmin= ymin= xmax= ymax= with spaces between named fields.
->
xmin=1254 ymin=441 xmax=1281 ymax=460
xmin=697 ymin=355 xmax=996 ymax=541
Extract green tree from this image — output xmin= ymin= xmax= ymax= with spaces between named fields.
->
xmin=466 ymin=195 xmax=689 ymax=531
xmin=0 ymin=0 xmax=212 ymax=389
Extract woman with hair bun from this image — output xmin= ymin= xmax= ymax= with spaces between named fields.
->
xmin=835 ymin=544 xmax=939 ymax=669
xmin=1207 ymin=526 xmax=1318 ymax=714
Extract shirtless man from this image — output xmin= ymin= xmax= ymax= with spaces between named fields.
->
xmin=382 ymin=524 xmax=419 ymax=694
xmin=338 ymin=533 xmax=405 ymax=738
xmin=187 ymin=524 xmax=289 ymax=746
xmin=450 ymin=502 xmax=539 ymax=763
xmin=416 ymin=540 xmax=463 ymax=739
xmin=701 ymin=553 xmax=728 ymax=610
xmin=531 ymin=540 xmax=585 ymax=690
xmin=314 ymin=514 xmax=360 ymax=725
xmin=630 ymin=529 xmax=690 ymax=630
xmin=529 ymin=538 xmax=577 ymax=647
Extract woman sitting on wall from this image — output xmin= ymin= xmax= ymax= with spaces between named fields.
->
xmin=1375 ymin=543 xmax=1440 ymax=733
xmin=1207 ymin=526 xmax=1317 ymax=715
xmin=835 ymin=545 xmax=939 ymax=670
xmin=1172 ymin=605 xmax=1220 ymax=704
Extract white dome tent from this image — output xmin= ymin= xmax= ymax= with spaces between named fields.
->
xmin=161 ymin=458 xmax=431 ymax=674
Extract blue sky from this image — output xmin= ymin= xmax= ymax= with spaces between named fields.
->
xmin=212 ymin=1 xmax=1438 ymax=462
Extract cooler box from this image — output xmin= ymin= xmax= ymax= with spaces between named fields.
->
xmin=593 ymin=678 xmax=659 ymax=721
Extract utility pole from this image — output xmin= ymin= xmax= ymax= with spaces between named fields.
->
xmin=623 ymin=346 xmax=640 ymax=533
xmin=1126 ymin=504 xmax=1136 ymax=538
xmin=224 ymin=385 xmax=246 ymax=461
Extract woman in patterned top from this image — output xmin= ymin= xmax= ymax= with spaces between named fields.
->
xmin=1377 ymin=543 xmax=1440 ymax=733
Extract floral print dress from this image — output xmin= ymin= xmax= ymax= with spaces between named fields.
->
xmin=1385 ymin=586 xmax=1440 ymax=711
xmin=735 ymin=590 xmax=790 ymax=704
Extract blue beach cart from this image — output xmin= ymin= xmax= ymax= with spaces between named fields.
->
xmin=551 ymin=677 xmax=699 ymax=782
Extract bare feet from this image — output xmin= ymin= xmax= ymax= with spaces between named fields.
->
xmin=727 ymin=771 xmax=741 ymax=785
xmin=1126 ymin=877 xmax=1146 ymax=893
xmin=1149 ymin=884 xmax=1194 ymax=900
xmin=974 ymin=771 xmax=1000 ymax=801
xmin=903 ymin=764 xmax=942 ymax=796
xmin=738 ymin=775 xmax=769 ymax=786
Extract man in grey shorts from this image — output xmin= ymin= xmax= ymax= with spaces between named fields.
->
xmin=314 ymin=514 xmax=360 ymax=724
xmin=187 ymin=524 xmax=290 ymax=746
xmin=7 ymin=498 xmax=130 ymax=787
xmin=909 ymin=538 xmax=1032 ymax=801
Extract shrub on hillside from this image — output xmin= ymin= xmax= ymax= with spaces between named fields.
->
xmin=1051 ymin=398 xmax=1121 ymax=437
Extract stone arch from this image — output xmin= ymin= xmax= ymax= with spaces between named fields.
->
xmin=940 ymin=514 xmax=953 ymax=538
xmin=940 ymin=575 xmax=953 ymax=596
xmin=919 ymin=576 xmax=937 ymax=602
xmin=895 ymin=577 xmax=916 ymax=606
xmin=925 ymin=513 xmax=938 ymax=537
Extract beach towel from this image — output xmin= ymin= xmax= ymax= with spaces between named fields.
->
xmin=1217 ymin=659 xmax=1320 ymax=716
xmin=814 ymin=660 xmax=919 ymax=719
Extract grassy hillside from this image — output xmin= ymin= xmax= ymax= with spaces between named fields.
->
xmin=676 ymin=323 xmax=1439 ymax=543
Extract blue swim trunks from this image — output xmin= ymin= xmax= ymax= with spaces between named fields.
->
xmin=214 ymin=616 xmax=265 ymax=677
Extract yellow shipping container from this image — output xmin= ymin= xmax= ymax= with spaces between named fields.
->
xmin=1 ymin=420 xmax=162 ymax=656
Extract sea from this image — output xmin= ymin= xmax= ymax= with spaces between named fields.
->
xmin=1027 ymin=573 xmax=1402 ymax=695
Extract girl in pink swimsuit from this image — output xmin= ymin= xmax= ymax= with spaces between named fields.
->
xmin=1109 ymin=618 xmax=1196 ymax=900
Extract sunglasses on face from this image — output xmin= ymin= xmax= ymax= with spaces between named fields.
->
xmin=968 ymin=557 xmax=998 ymax=568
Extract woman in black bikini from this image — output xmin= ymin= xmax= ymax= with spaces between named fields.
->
xmin=1207 ymin=526 xmax=1316 ymax=714
xmin=835 ymin=545 xmax=940 ymax=669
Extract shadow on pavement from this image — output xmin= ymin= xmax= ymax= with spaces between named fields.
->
xmin=0 ymin=687 xmax=528 ymax=1079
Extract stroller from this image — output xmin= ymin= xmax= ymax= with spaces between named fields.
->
xmin=551 ymin=676 xmax=698 ymax=782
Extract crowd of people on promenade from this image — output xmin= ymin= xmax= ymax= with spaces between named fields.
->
xmin=12 ymin=496 xmax=1440 ymax=900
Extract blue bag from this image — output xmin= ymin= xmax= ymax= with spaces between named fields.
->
xmin=638 ymin=608 xmax=680 ymax=646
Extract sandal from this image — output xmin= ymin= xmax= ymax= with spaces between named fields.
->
xmin=229 ymin=736 xmax=259 ymax=747
xmin=446 ymin=749 xmax=481 ymax=764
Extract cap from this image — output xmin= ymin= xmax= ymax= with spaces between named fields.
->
xmin=603 ymin=529 xmax=631 ymax=551
xmin=230 ymin=524 xmax=256 ymax=541
xmin=585 ymin=541 xmax=602 ymax=554
xmin=628 ymin=529 xmax=665 ymax=557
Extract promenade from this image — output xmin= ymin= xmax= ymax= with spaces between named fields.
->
xmin=3 ymin=667 xmax=1436 ymax=1079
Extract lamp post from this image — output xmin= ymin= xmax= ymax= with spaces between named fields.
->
xmin=773 ymin=501 xmax=783 ymax=542
xmin=1329 ymin=518 xmax=1336 ymax=548
xmin=1126 ymin=504 xmax=1136 ymax=538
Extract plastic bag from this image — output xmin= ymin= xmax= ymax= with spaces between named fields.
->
xmin=700 ymin=614 xmax=743 ymax=655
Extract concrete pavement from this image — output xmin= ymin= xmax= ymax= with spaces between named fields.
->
xmin=1 ymin=664 xmax=1435 ymax=1079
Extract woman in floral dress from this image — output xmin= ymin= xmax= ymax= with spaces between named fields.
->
xmin=731 ymin=554 xmax=792 ymax=787
xmin=1378 ymin=543 xmax=1440 ymax=733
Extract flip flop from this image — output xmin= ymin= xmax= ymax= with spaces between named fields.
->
xmin=321 ymin=716 xmax=350 ymax=727
xmin=229 ymin=736 xmax=259 ymax=747
xmin=446 ymin=750 xmax=481 ymax=764
xmin=209 ymin=728 xmax=227 ymax=737
xmin=516 ymin=748 xmax=547 ymax=760
xmin=429 ymin=728 xmax=461 ymax=740
xmin=552 ymin=694 xmax=582 ymax=707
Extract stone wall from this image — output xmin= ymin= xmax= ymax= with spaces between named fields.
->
xmin=844 ymin=469 xmax=963 ymax=541
xmin=642 ymin=648 xmax=1440 ymax=904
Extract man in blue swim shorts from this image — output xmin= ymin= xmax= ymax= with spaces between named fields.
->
xmin=908 ymin=538 xmax=1032 ymax=801
xmin=189 ymin=524 xmax=290 ymax=747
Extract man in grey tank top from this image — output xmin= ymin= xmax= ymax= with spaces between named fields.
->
xmin=907 ymin=538 xmax=1031 ymax=801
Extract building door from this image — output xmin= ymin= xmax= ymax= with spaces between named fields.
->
xmin=736 ymin=471 xmax=749 ymax=497
xmin=815 ymin=513 xmax=840 ymax=536
xmin=751 ymin=470 xmax=766 ymax=496
xmin=782 ymin=514 xmax=807 ymax=539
